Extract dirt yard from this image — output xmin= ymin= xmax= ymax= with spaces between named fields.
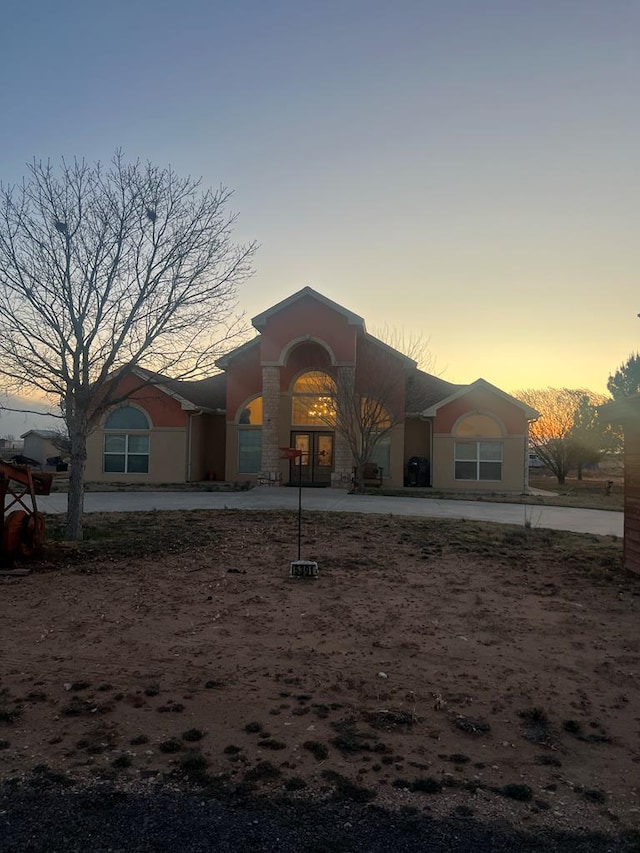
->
xmin=2 ymin=510 xmax=639 ymax=837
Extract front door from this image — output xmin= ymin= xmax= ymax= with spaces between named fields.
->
xmin=290 ymin=432 xmax=334 ymax=485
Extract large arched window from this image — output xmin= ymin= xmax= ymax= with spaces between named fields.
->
xmin=453 ymin=413 xmax=502 ymax=481
xmin=103 ymin=406 xmax=150 ymax=474
xmin=291 ymin=371 xmax=336 ymax=426
xmin=238 ymin=397 xmax=263 ymax=474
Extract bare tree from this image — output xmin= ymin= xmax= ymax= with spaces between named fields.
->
xmin=370 ymin=324 xmax=439 ymax=373
xmin=0 ymin=153 xmax=255 ymax=538
xmin=301 ymin=336 xmax=412 ymax=492
xmin=513 ymin=387 xmax=606 ymax=484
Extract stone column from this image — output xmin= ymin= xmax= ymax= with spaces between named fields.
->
xmin=261 ymin=365 xmax=281 ymax=482
xmin=332 ymin=365 xmax=355 ymax=487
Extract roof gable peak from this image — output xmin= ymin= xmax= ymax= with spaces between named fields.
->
xmin=251 ymin=286 xmax=365 ymax=331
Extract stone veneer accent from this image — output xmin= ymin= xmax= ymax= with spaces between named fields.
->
xmin=261 ymin=365 xmax=281 ymax=479
xmin=332 ymin=365 xmax=356 ymax=487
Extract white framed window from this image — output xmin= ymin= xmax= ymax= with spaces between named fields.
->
xmin=104 ymin=433 xmax=150 ymax=473
xmin=103 ymin=406 xmax=150 ymax=474
xmin=455 ymin=441 xmax=502 ymax=481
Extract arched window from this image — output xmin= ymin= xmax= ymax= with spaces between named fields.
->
xmin=238 ymin=397 xmax=263 ymax=474
xmin=453 ymin=414 xmax=502 ymax=481
xmin=292 ymin=371 xmax=336 ymax=426
xmin=103 ymin=406 xmax=150 ymax=474
xmin=104 ymin=406 xmax=150 ymax=430
xmin=238 ymin=397 xmax=263 ymax=425
xmin=454 ymin=413 xmax=502 ymax=437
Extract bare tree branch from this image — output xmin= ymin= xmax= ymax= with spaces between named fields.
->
xmin=0 ymin=153 xmax=256 ymax=538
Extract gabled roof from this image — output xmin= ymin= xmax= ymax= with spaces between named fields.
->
xmin=405 ymin=371 xmax=462 ymax=413
xmin=215 ymin=335 xmax=261 ymax=369
xmin=162 ymin=374 xmax=227 ymax=411
xmin=251 ymin=286 xmax=365 ymax=332
xmin=131 ymin=368 xmax=227 ymax=412
xmin=419 ymin=378 xmax=539 ymax=419
xmin=20 ymin=429 xmax=60 ymax=440
xmin=363 ymin=333 xmax=417 ymax=369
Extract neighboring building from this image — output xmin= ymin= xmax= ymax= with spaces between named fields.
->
xmin=86 ymin=287 xmax=538 ymax=491
xmin=20 ymin=430 xmax=62 ymax=466
xmin=601 ymin=395 xmax=640 ymax=574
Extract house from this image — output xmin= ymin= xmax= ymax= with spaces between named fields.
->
xmin=20 ymin=430 xmax=62 ymax=466
xmin=601 ymin=395 xmax=640 ymax=574
xmin=86 ymin=287 xmax=538 ymax=491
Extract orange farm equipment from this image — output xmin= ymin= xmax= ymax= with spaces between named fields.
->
xmin=0 ymin=462 xmax=53 ymax=565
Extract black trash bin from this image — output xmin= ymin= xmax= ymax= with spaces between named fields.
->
xmin=407 ymin=456 xmax=429 ymax=487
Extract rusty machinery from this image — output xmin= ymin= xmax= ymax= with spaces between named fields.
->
xmin=0 ymin=461 xmax=53 ymax=565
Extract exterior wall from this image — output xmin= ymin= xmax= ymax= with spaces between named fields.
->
xmin=434 ymin=391 xmax=528 ymax=435
xmin=22 ymin=435 xmax=59 ymax=465
xmin=430 ymin=389 xmax=529 ymax=493
xmin=623 ymin=430 xmax=640 ymax=574
xmin=258 ymin=294 xmax=358 ymax=364
xmin=187 ymin=413 xmax=226 ymax=482
xmin=86 ymin=378 xmax=191 ymax=483
xmin=86 ymin=426 xmax=188 ymax=482
xmin=224 ymin=421 xmax=239 ymax=483
xmin=387 ymin=423 xmax=405 ymax=487
xmin=206 ymin=414 xmax=227 ymax=481
xmin=403 ymin=418 xmax=431 ymax=484
xmin=432 ymin=433 xmax=527 ymax=492
xmin=188 ymin=413 xmax=206 ymax=480
xmin=225 ymin=347 xmax=263 ymax=425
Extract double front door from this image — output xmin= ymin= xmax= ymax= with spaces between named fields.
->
xmin=290 ymin=431 xmax=334 ymax=485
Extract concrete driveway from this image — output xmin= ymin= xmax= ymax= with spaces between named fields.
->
xmin=36 ymin=487 xmax=623 ymax=537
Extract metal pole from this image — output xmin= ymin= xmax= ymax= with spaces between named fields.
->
xmin=297 ymin=452 xmax=303 ymax=560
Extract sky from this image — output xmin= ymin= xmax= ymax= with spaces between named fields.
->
xmin=0 ymin=0 xmax=638 ymax=434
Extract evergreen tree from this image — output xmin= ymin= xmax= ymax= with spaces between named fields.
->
xmin=607 ymin=353 xmax=640 ymax=400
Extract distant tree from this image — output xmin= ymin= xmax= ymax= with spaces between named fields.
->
xmin=607 ymin=353 xmax=640 ymax=400
xmin=568 ymin=394 xmax=616 ymax=479
xmin=0 ymin=152 xmax=255 ymax=539
xmin=371 ymin=325 xmax=439 ymax=373
xmin=513 ymin=387 xmax=606 ymax=484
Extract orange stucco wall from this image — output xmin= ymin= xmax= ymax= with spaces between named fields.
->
xmin=258 ymin=295 xmax=358 ymax=364
xmin=225 ymin=348 xmax=263 ymax=422
xmin=97 ymin=373 xmax=189 ymax=428
xmin=434 ymin=390 xmax=527 ymax=435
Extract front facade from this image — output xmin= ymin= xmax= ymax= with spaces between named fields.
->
xmin=87 ymin=288 xmax=537 ymax=492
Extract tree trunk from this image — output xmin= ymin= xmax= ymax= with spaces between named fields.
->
xmin=65 ymin=426 xmax=87 ymax=541
xmin=577 ymin=462 xmax=583 ymax=481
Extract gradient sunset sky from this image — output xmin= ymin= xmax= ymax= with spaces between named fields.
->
xmin=1 ymin=0 xmax=638 ymax=401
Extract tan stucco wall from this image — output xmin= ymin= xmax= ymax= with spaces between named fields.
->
xmin=432 ymin=433 xmax=527 ymax=493
xmin=86 ymin=427 xmax=188 ymax=483
xmin=386 ymin=424 xmax=405 ymax=487
xmin=403 ymin=418 xmax=430 ymax=462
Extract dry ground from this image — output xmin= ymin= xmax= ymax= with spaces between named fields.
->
xmin=2 ymin=510 xmax=639 ymax=837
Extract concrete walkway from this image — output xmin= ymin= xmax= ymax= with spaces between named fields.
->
xmin=36 ymin=487 xmax=623 ymax=538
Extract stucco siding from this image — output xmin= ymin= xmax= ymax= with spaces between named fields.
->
xmin=404 ymin=418 xmax=431 ymax=465
xmin=432 ymin=434 xmax=526 ymax=492
xmin=86 ymin=427 xmax=188 ymax=482
xmin=387 ymin=423 xmax=405 ymax=487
